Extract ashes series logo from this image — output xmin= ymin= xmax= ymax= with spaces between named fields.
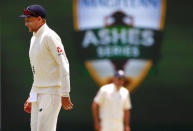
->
xmin=73 ymin=0 xmax=166 ymax=92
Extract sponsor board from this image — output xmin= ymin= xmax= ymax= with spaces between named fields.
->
xmin=73 ymin=0 xmax=166 ymax=91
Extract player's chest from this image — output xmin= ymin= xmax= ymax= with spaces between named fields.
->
xmin=29 ymin=37 xmax=47 ymax=58
xmin=105 ymin=91 xmax=124 ymax=105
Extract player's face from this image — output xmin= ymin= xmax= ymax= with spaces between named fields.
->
xmin=25 ymin=16 xmax=41 ymax=32
xmin=114 ymin=77 xmax=125 ymax=87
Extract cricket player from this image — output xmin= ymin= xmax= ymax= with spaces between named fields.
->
xmin=92 ymin=70 xmax=132 ymax=131
xmin=19 ymin=4 xmax=73 ymax=131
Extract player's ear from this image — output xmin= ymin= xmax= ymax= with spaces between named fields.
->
xmin=37 ymin=16 xmax=42 ymax=21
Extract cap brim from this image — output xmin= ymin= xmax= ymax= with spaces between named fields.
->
xmin=18 ymin=14 xmax=32 ymax=18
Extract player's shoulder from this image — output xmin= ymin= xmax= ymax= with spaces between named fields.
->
xmin=100 ymin=83 xmax=114 ymax=92
xmin=45 ymin=29 xmax=58 ymax=37
xmin=121 ymin=87 xmax=129 ymax=92
xmin=43 ymin=25 xmax=60 ymax=39
xmin=120 ymin=87 xmax=129 ymax=95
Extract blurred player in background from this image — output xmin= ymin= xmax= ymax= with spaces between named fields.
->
xmin=19 ymin=4 xmax=73 ymax=131
xmin=92 ymin=70 xmax=132 ymax=131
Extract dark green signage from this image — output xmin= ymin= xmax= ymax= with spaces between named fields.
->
xmin=75 ymin=26 xmax=162 ymax=61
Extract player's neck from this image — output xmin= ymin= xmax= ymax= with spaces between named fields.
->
xmin=114 ymin=84 xmax=121 ymax=91
xmin=34 ymin=22 xmax=45 ymax=33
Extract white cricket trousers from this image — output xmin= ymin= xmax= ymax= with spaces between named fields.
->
xmin=101 ymin=119 xmax=124 ymax=131
xmin=31 ymin=94 xmax=62 ymax=131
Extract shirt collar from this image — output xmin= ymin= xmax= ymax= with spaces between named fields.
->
xmin=112 ymin=83 xmax=122 ymax=92
xmin=33 ymin=23 xmax=48 ymax=37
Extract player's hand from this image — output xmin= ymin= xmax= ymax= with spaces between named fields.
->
xmin=24 ymin=98 xmax=31 ymax=113
xmin=61 ymin=97 xmax=73 ymax=110
xmin=94 ymin=121 xmax=101 ymax=131
xmin=125 ymin=125 xmax=131 ymax=131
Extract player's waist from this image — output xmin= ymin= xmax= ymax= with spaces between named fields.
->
xmin=101 ymin=118 xmax=123 ymax=123
xmin=32 ymin=81 xmax=61 ymax=87
xmin=32 ymin=86 xmax=62 ymax=96
xmin=100 ymin=115 xmax=123 ymax=122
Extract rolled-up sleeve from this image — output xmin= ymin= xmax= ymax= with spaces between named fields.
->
xmin=45 ymin=33 xmax=70 ymax=97
xmin=123 ymin=91 xmax=132 ymax=110
xmin=94 ymin=87 xmax=105 ymax=105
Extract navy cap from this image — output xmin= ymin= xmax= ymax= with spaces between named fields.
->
xmin=19 ymin=4 xmax=46 ymax=18
xmin=114 ymin=70 xmax=125 ymax=78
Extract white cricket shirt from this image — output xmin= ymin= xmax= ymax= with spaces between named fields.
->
xmin=94 ymin=83 xmax=132 ymax=122
xmin=29 ymin=23 xmax=70 ymax=97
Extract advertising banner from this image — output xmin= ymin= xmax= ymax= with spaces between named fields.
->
xmin=73 ymin=0 xmax=166 ymax=91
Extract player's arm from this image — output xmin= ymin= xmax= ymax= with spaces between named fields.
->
xmin=92 ymin=102 xmax=101 ymax=131
xmin=92 ymin=87 xmax=105 ymax=131
xmin=124 ymin=109 xmax=131 ymax=131
xmin=123 ymin=90 xmax=132 ymax=131
xmin=45 ymin=34 xmax=73 ymax=110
